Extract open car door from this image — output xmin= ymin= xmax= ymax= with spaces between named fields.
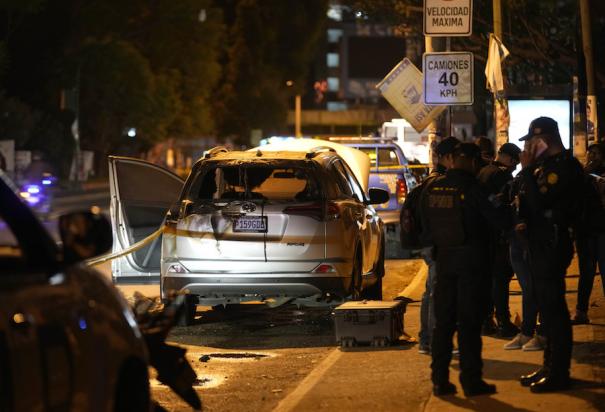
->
xmin=108 ymin=156 xmax=184 ymax=283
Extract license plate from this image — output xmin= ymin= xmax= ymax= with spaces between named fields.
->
xmin=233 ymin=216 xmax=268 ymax=233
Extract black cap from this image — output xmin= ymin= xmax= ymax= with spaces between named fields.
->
xmin=436 ymin=136 xmax=461 ymax=156
xmin=453 ymin=142 xmax=481 ymax=160
xmin=519 ymin=117 xmax=560 ymax=141
xmin=498 ymin=142 xmax=522 ymax=161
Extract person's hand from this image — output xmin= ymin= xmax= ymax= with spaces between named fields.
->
xmin=520 ymin=142 xmax=535 ymax=169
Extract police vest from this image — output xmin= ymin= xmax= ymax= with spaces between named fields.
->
xmin=425 ymin=178 xmax=467 ymax=247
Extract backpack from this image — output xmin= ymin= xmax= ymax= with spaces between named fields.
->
xmin=399 ymin=173 xmax=440 ymax=249
xmin=424 ymin=177 xmax=467 ymax=248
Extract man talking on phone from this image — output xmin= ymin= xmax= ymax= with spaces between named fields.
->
xmin=516 ymin=116 xmax=583 ymax=392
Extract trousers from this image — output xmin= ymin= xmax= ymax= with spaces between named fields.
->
xmin=528 ymin=228 xmax=573 ymax=377
xmin=419 ymin=247 xmax=437 ymax=347
xmin=491 ymin=241 xmax=514 ymax=321
xmin=431 ymin=246 xmax=490 ymax=386
xmin=575 ymin=232 xmax=605 ymax=312
xmin=510 ymin=236 xmax=540 ymax=336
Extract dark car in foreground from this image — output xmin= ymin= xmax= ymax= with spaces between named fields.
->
xmin=0 ymin=172 xmax=152 ymax=411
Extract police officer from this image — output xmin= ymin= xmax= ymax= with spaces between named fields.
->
xmin=478 ymin=143 xmax=522 ymax=338
xmin=407 ymin=136 xmax=460 ymax=354
xmin=421 ymin=143 xmax=511 ymax=396
xmin=516 ymin=117 xmax=584 ymax=392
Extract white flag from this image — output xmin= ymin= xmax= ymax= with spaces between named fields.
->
xmin=485 ymin=34 xmax=509 ymax=95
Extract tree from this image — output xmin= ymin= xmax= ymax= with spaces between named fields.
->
xmin=344 ymin=0 xmax=603 ymax=85
xmin=215 ymin=0 xmax=329 ymax=142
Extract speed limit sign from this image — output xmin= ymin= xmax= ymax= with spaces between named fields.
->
xmin=423 ymin=51 xmax=474 ymax=105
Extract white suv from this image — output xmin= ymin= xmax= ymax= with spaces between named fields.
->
xmin=109 ymin=142 xmax=388 ymax=324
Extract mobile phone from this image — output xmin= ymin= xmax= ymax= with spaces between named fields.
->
xmin=533 ymin=138 xmax=548 ymax=159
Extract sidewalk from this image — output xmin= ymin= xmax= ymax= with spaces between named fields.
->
xmin=275 ymin=260 xmax=605 ymax=411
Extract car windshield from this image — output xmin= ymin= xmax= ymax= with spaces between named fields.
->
xmin=188 ymin=164 xmax=320 ymax=203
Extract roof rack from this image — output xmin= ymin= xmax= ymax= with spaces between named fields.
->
xmin=203 ymin=146 xmax=229 ymax=159
xmin=305 ymin=146 xmax=336 ymax=158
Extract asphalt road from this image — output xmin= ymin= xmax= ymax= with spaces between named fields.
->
xmin=95 ymin=258 xmax=422 ymax=412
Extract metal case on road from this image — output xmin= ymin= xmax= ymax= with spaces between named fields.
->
xmin=334 ymin=300 xmax=405 ymax=347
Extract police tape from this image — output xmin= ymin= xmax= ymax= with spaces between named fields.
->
xmin=86 ymin=226 xmax=165 ymax=266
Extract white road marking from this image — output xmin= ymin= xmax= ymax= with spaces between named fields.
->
xmin=398 ymin=263 xmax=428 ymax=301
xmin=272 ymin=348 xmax=342 ymax=412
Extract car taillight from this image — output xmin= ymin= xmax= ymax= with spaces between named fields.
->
xmin=283 ymin=202 xmax=340 ymax=221
xmin=396 ymin=178 xmax=407 ymax=204
xmin=312 ymin=263 xmax=337 ymax=273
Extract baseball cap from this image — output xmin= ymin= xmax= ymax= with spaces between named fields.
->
xmin=453 ymin=142 xmax=481 ymax=160
xmin=436 ymin=136 xmax=461 ymax=156
xmin=519 ymin=117 xmax=560 ymax=141
xmin=498 ymin=142 xmax=522 ymax=161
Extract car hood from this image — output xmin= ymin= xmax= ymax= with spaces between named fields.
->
xmin=250 ymin=139 xmax=371 ymax=191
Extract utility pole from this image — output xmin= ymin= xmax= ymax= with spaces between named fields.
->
xmin=295 ymin=94 xmax=302 ymax=137
xmin=493 ymin=0 xmax=509 ymax=149
xmin=425 ymin=35 xmax=439 ymax=170
xmin=580 ymin=0 xmax=598 ymax=143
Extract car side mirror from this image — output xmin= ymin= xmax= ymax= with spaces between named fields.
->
xmin=367 ymin=188 xmax=389 ymax=205
xmin=59 ymin=211 xmax=112 ymax=264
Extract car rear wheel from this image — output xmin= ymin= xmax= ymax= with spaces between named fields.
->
xmin=362 ymin=241 xmax=384 ymax=300
xmin=349 ymin=253 xmax=363 ymax=300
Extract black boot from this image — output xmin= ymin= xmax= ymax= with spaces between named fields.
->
xmin=529 ymin=375 xmax=571 ymax=393
xmin=462 ymin=380 xmax=497 ymax=397
xmin=519 ymin=368 xmax=549 ymax=387
xmin=433 ymin=382 xmax=457 ymax=396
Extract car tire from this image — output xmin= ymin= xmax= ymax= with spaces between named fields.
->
xmin=349 ymin=252 xmax=363 ymax=301
xmin=114 ymin=358 xmax=150 ymax=412
xmin=176 ymin=295 xmax=197 ymax=326
xmin=362 ymin=242 xmax=384 ymax=300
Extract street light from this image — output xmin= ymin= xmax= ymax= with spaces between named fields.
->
xmin=286 ymin=80 xmax=302 ymax=138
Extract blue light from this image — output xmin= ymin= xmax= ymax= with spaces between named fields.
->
xmin=78 ymin=317 xmax=88 ymax=330
xmin=42 ymin=179 xmax=52 ymax=185
xmin=26 ymin=196 xmax=40 ymax=205
xmin=26 ymin=185 xmax=40 ymax=194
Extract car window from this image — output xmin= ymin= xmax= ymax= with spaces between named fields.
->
xmin=340 ymin=161 xmax=366 ymax=202
xmin=188 ymin=164 xmax=320 ymax=202
xmin=331 ymin=160 xmax=354 ymax=198
xmin=377 ymin=148 xmax=401 ymax=168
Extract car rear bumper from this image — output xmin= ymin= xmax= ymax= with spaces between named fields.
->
xmin=162 ymin=273 xmax=349 ymax=303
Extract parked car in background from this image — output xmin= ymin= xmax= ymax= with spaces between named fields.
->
xmin=0 ymin=171 xmax=151 ymax=411
xmin=329 ymin=137 xmax=419 ymax=258
xmin=329 ymin=137 xmax=418 ymax=228
xmin=108 ymin=141 xmax=389 ymax=325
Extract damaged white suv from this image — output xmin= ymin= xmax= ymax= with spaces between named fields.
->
xmin=109 ymin=143 xmax=388 ymax=324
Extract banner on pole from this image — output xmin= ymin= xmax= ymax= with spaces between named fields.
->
xmin=376 ymin=58 xmax=445 ymax=133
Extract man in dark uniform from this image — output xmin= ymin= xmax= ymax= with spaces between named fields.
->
xmin=421 ymin=143 xmax=511 ymax=397
xmin=402 ymin=136 xmax=460 ymax=354
xmin=478 ymin=143 xmax=522 ymax=338
xmin=516 ymin=117 xmax=584 ymax=392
